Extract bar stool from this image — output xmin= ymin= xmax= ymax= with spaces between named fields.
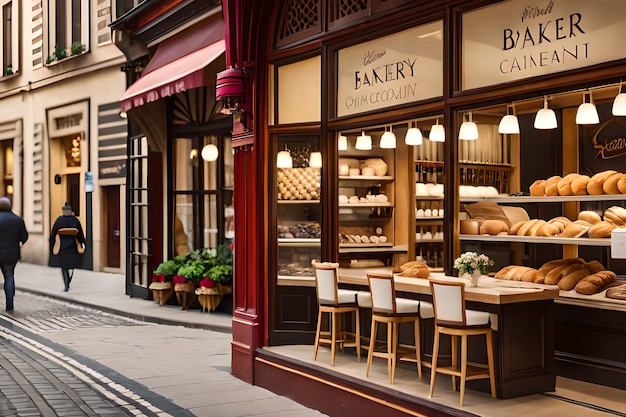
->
xmin=312 ymin=261 xmax=361 ymax=366
xmin=365 ymin=273 xmax=433 ymax=384
xmin=428 ymin=279 xmax=496 ymax=407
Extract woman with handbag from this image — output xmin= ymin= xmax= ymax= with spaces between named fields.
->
xmin=49 ymin=203 xmax=86 ymax=292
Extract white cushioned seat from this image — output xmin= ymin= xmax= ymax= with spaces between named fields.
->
xmin=465 ymin=309 xmax=490 ymax=326
xmin=395 ymin=297 xmax=419 ymax=314
xmin=336 ymin=289 xmax=358 ymax=305
xmin=419 ymin=301 xmax=434 ymax=319
xmin=355 ymin=290 xmax=372 ymax=308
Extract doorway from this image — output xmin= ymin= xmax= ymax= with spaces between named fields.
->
xmin=103 ymin=186 xmax=121 ymax=268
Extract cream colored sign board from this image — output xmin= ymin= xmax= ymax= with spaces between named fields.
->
xmin=337 ymin=21 xmax=443 ymax=117
xmin=463 ymin=0 xmax=626 ymax=90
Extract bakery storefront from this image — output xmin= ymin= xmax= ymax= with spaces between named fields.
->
xmin=225 ymin=0 xmax=626 ymax=415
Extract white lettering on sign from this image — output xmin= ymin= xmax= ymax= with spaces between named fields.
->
xmin=462 ymin=0 xmax=626 ymax=90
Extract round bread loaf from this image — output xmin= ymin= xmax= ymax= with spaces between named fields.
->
xmin=397 ymin=266 xmax=430 ymax=278
xmin=529 ymin=179 xmax=546 ymax=196
xmin=577 ymin=210 xmax=602 ymax=225
xmin=588 ymin=221 xmax=616 ymax=238
xmin=393 ymin=260 xmax=429 ymax=272
xmin=575 ymin=270 xmax=617 ymax=294
xmin=517 ymin=219 xmax=539 ymax=236
xmin=587 ymin=170 xmax=617 ymax=195
xmin=604 ymin=206 xmax=626 ymax=226
xmin=460 ymin=219 xmax=482 ymax=235
xmin=571 ymin=175 xmax=591 ymax=195
xmin=618 ymin=176 xmax=626 ymax=194
xmin=603 ymin=173 xmax=623 ymax=194
xmin=544 ymin=176 xmax=562 ymax=196
xmin=557 ymin=173 xmax=579 ymax=196
xmin=479 ymin=219 xmax=509 ymax=235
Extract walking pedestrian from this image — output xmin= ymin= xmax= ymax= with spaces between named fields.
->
xmin=49 ymin=203 xmax=85 ymax=292
xmin=0 ymin=197 xmax=28 ymax=311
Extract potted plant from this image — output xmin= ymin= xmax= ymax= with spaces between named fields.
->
xmin=196 ymin=242 xmax=234 ymax=312
xmin=71 ymin=42 xmax=86 ymax=56
xmin=150 ymin=255 xmax=186 ymax=306
xmin=174 ymin=249 xmax=212 ymax=309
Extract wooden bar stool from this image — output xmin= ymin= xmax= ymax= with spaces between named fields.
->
xmin=428 ymin=279 xmax=496 ymax=406
xmin=312 ymin=261 xmax=361 ymax=366
xmin=365 ymin=273 xmax=433 ymax=384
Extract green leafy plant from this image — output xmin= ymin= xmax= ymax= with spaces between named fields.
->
xmin=154 ymin=255 xmax=186 ymax=277
xmin=5 ymin=65 xmax=13 ymax=75
xmin=207 ymin=263 xmax=233 ymax=283
xmin=46 ymin=55 xmax=54 ymax=65
xmin=71 ymin=42 xmax=86 ymax=56
xmin=54 ymin=45 xmax=67 ymax=60
xmin=177 ymin=259 xmax=207 ymax=282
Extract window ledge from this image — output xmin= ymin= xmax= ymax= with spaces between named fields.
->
xmin=45 ymin=51 xmax=89 ymax=67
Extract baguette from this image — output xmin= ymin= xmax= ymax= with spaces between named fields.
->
xmin=393 ymin=261 xmax=429 ymax=273
xmin=560 ymin=222 xmax=589 ymax=238
xmin=528 ymin=219 xmax=547 ymax=236
xmin=558 ymin=267 xmax=591 ymax=290
xmin=586 ymin=260 xmax=606 ymax=274
xmin=544 ymin=259 xmax=585 ymax=285
xmin=397 ymin=266 xmax=430 ymax=278
xmin=494 ymin=265 xmax=542 ymax=282
xmin=618 ymin=176 xmax=626 ymax=194
xmin=588 ymin=170 xmax=617 ymax=195
xmin=518 ymin=219 xmax=539 ymax=236
xmin=536 ymin=222 xmax=560 ymax=237
xmin=539 ymin=259 xmax=570 ymax=276
xmin=509 ymin=220 xmax=526 ymax=235
xmin=521 ymin=267 xmax=545 ymax=283
xmin=575 ymin=271 xmax=617 ymax=294
xmin=494 ymin=265 xmax=516 ymax=280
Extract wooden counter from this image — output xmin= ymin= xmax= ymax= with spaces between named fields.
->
xmin=337 ymin=267 xmax=559 ymax=399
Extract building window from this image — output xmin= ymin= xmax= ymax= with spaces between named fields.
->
xmin=48 ymin=0 xmax=89 ymax=61
xmin=1 ymin=0 xmax=17 ymax=76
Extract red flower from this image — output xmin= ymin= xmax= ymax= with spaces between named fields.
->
xmin=199 ymin=277 xmax=215 ymax=288
xmin=229 ymin=242 xmax=234 ymax=251
xmin=152 ymin=273 xmax=166 ymax=283
xmin=172 ymin=275 xmax=187 ymax=284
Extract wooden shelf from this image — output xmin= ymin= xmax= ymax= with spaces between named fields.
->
xmin=416 ymin=195 xmax=444 ymax=200
xmin=459 ymin=234 xmax=611 ymax=246
xmin=339 ymin=245 xmax=407 ymax=253
xmin=277 ymin=238 xmax=321 ymax=247
xmin=460 ymin=195 xmax=626 ymax=203
xmin=277 ymin=200 xmax=320 ymax=204
xmin=339 ymin=202 xmax=393 ymax=208
xmin=338 ymin=175 xmax=394 ymax=181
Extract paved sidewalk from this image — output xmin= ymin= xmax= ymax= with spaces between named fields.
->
xmin=14 ymin=262 xmax=232 ymax=332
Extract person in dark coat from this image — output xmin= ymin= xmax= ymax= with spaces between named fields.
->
xmin=49 ymin=203 xmax=85 ymax=292
xmin=0 ymin=197 xmax=28 ymax=311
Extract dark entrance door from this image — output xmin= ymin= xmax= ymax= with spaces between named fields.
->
xmin=104 ymin=186 xmax=120 ymax=268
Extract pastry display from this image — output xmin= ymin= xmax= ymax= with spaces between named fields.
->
xmin=278 ymin=223 xmax=321 ymax=239
xmin=277 ymin=167 xmax=320 ymax=200
xmin=527 ymin=170 xmax=626 ymax=196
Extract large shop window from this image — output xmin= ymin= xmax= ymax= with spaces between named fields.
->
xmin=173 ymin=134 xmax=233 ymax=253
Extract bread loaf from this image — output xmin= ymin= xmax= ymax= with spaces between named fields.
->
xmin=494 ymin=265 xmax=543 ymax=283
xmin=480 ymin=219 xmax=510 ymax=235
xmin=536 ymin=222 xmax=560 ymax=237
xmin=509 ymin=220 xmax=526 ymax=235
xmin=521 ymin=267 xmax=545 ymax=283
xmin=539 ymin=259 xmax=569 ymax=276
xmin=577 ymin=211 xmax=601 ymax=225
xmin=603 ymin=173 xmax=623 ymax=194
xmin=588 ymin=170 xmax=617 ymax=195
xmin=558 ymin=173 xmax=579 ymax=196
xmin=530 ymin=179 xmax=546 ymax=196
xmin=517 ymin=219 xmax=540 ymax=236
xmin=528 ymin=219 xmax=547 ymax=236
xmin=575 ymin=271 xmax=617 ymax=294
xmin=397 ymin=266 xmax=430 ymax=278
xmin=393 ymin=261 xmax=429 ymax=272
xmin=618 ymin=176 xmax=626 ymax=194
xmin=494 ymin=265 xmax=515 ymax=279
xmin=560 ymin=222 xmax=589 ymax=238
xmin=606 ymin=283 xmax=626 ymax=300
xmin=571 ymin=175 xmax=590 ymax=195
xmin=603 ymin=206 xmax=626 ymax=226
xmin=460 ymin=219 xmax=481 ymax=235
xmin=544 ymin=259 xmax=586 ymax=285
xmin=588 ymin=221 xmax=616 ymax=238
xmin=586 ymin=260 xmax=606 ymax=274
xmin=544 ymin=176 xmax=562 ymax=196
xmin=558 ymin=267 xmax=591 ymax=290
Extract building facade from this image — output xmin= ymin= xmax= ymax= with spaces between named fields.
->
xmin=0 ymin=0 xmax=135 ymax=273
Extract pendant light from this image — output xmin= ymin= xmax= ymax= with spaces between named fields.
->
xmin=534 ymin=96 xmax=557 ymax=129
xmin=576 ymin=91 xmax=599 ymax=125
xmin=405 ymin=121 xmax=423 ymax=145
xmin=498 ymin=104 xmax=520 ymax=134
xmin=309 ymin=151 xmax=322 ymax=168
xmin=355 ymin=131 xmax=372 ymax=150
xmin=429 ymin=119 xmax=445 ymax=142
xmin=338 ymin=134 xmax=348 ymax=151
xmin=458 ymin=112 xmax=478 ymax=140
xmin=276 ymin=145 xmax=292 ymax=168
xmin=612 ymin=82 xmax=626 ymax=116
xmin=201 ymin=144 xmax=219 ymax=161
xmin=379 ymin=126 xmax=397 ymax=149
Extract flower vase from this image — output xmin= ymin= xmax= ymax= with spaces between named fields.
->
xmin=469 ymin=270 xmax=481 ymax=287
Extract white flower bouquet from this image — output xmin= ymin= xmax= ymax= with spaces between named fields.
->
xmin=453 ymin=251 xmax=494 ymax=275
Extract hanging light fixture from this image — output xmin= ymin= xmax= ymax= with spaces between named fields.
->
xmin=498 ymin=104 xmax=520 ymax=134
xmin=309 ymin=151 xmax=322 ymax=168
xmin=429 ymin=119 xmax=445 ymax=142
xmin=201 ymin=144 xmax=219 ymax=161
xmin=534 ymin=96 xmax=557 ymax=129
xmin=379 ymin=126 xmax=397 ymax=149
xmin=276 ymin=145 xmax=293 ymax=168
xmin=576 ymin=90 xmax=599 ymax=125
xmin=355 ymin=131 xmax=372 ymax=150
xmin=338 ymin=134 xmax=348 ymax=151
xmin=612 ymin=82 xmax=626 ymax=116
xmin=458 ymin=112 xmax=479 ymax=140
xmin=405 ymin=121 xmax=423 ymax=145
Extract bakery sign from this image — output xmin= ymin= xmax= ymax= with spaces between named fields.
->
xmin=336 ymin=20 xmax=443 ymax=118
xmin=462 ymin=0 xmax=626 ymax=90
xmin=591 ymin=119 xmax=626 ymax=160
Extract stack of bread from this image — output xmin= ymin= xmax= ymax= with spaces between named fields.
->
xmin=392 ymin=260 xmax=430 ymax=278
xmin=494 ymin=259 xmax=617 ymax=294
xmin=507 ymin=206 xmax=626 ymax=239
xmin=529 ymin=170 xmax=626 ymax=196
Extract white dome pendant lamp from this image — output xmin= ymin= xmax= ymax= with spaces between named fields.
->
xmin=379 ymin=126 xmax=397 ymax=149
xmin=498 ymin=104 xmax=520 ymax=134
xmin=429 ymin=119 xmax=445 ymax=142
xmin=405 ymin=121 xmax=423 ymax=145
xmin=612 ymin=82 xmax=626 ymax=116
xmin=576 ymin=91 xmax=599 ymax=125
xmin=458 ymin=112 xmax=479 ymax=140
xmin=534 ymin=96 xmax=557 ymax=129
